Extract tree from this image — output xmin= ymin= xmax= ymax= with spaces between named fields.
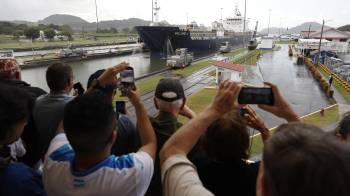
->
xmin=13 ymin=30 xmax=24 ymax=39
xmin=44 ymin=28 xmax=56 ymax=40
xmin=110 ymin=28 xmax=118 ymax=34
xmin=24 ymin=27 xmax=40 ymax=41
xmin=122 ymin=27 xmax=130 ymax=34
xmin=60 ymin=30 xmax=73 ymax=41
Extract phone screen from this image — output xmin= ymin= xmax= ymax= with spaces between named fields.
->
xmin=238 ymin=87 xmax=274 ymax=105
xmin=73 ymin=82 xmax=85 ymax=95
xmin=120 ymin=68 xmax=135 ymax=96
xmin=120 ymin=70 xmax=134 ymax=83
xmin=115 ymin=101 xmax=126 ymax=114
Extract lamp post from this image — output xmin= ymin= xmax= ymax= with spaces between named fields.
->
xmin=152 ymin=0 xmax=154 ymax=23
xmin=267 ymin=9 xmax=272 ymax=35
xmin=317 ymin=19 xmax=325 ymax=64
xmin=94 ymin=0 xmax=99 ymax=32
xmin=243 ymin=0 xmax=247 ymax=47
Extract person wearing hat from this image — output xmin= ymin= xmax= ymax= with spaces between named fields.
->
xmin=146 ymin=78 xmax=195 ymax=196
xmin=0 ymin=59 xmax=46 ymax=168
xmin=87 ymin=69 xmax=139 ymax=156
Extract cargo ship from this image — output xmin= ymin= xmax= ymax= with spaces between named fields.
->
xmin=136 ymin=2 xmax=250 ymax=55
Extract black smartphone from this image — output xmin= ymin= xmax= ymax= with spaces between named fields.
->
xmin=115 ymin=101 xmax=126 ymax=115
xmin=73 ymin=82 xmax=85 ymax=95
xmin=120 ymin=67 xmax=136 ymax=96
xmin=238 ymin=87 xmax=274 ymax=105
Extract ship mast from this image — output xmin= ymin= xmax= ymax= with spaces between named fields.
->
xmin=154 ymin=0 xmax=160 ymax=23
xmin=243 ymin=0 xmax=247 ymax=47
xmin=94 ymin=0 xmax=99 ymax=32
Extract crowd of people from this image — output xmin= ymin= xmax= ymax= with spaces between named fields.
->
xmin=1 ymin=58 xmax=350 ymax=196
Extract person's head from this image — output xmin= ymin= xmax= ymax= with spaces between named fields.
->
xmin=0 ymin=84 xmax=32 ymax=145
xmin=63 ymin=92 xmax=117 ymax=157
xmin=154 ymin=78 xmax=185 ymax=115
xmin=87 ymin=69 xmax=117 ymax=101
xmin=257 ymin=123 xmax=350 ymax=196
xmin=0 ymin=59 xmax=21 ymax=80
xmin=202 ymin=111 xmax=249 ymax=162
xmin=336 ymin=112 xmax=350 ymax=142
xmin=46 ymin=63 xmax=73 ymax=94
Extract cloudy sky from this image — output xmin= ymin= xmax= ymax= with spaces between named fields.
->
xmin=1 ymin=0 xmax=349 ymax=30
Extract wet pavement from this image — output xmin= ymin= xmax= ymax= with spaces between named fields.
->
xmin=253 ymin=44 xmax=331 ymax=128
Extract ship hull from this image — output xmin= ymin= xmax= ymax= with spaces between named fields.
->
xmin=136 ymin=26 xmax=248 ymax=55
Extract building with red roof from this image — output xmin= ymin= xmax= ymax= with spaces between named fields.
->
xmin=212 ymin=61 xmax=245 ymax=84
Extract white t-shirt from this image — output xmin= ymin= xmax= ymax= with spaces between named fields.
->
xmin=43 ymin=134 xmax=154 ymax=196
xmin=161 ymin=154 xmax=214 ymax=196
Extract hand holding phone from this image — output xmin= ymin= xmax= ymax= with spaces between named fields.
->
xmin=120 ymin=67 xmax=136 ymax=96
xmin=73 ymin=82 xmax=85 ymax=95
xmin=238 ymin=87 xmax=274 ymax=105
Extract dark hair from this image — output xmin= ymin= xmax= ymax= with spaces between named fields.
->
xmin=263 ymin=123 xmax=350 ymax=196
xmin=337 ymin=112 xmax=350 ymax=138
xmin=0 ymin=84 xmax=32 ymax=143
xmin=63 ymin=92 xmax=116 ymax=156
xmin=87 ymin=69 xmax=117 ymax=96
xmin=202 ymin=111 xmax=249 ymax=162
xmin=46 ymin=63 xmax=73 ymax=92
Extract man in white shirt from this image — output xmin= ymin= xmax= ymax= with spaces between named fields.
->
xmin=43 ymin=63 xmax=157 ymax=196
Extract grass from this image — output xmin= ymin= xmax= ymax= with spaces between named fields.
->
xmin=249 ymin=105 xmax=340 ymax=156
xmin=318 ymin=68 xmax=350 ymax=104
xmin=178 ymin=88 xmax=217 ymax=123
xmin=136 ymin=75 xmax=164 ymax=95
xmin=0 ymin=33 xmax=136 ymax=50
xmin=174 ymin=60 xmax=213 ymax=76
xmin=222 ymin=48 xmax=247 ymax=57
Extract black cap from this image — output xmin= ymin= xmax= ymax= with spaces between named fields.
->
xmin=87 ymin=69 xmax=117 ymax=94
xmin=155 ymin=78 xmax=185 ymax=102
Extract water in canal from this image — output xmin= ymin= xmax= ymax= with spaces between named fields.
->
xmin=21 ymin=52 xmax=166 ymax=92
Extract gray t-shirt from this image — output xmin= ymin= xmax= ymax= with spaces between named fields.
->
xmin=33 ymin=93 xmax=74 ymax=156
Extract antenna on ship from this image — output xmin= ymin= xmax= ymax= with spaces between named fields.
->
xmin=243 ymin=0 xmax=247 ymax=47
xmin=154 ymin=0 xmax=160 ymax=23
xmin=94 ymin=0 xmax=99 ymax=32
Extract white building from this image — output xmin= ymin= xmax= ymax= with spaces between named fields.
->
xmin=260 ymin=37 xmax=275 ymax=50
xmin=309 ymin=28 xmax=350 ymax=53
xmin=213 ymin=61 xmax=245 ymax=84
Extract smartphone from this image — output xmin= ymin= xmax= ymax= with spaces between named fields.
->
xmin=115 ymin=101 xmax=126 ymax=115
xmin=120 ymin=67 xmax=136 ymax=96
xmin=73 ymin=82 xmax=85 ymax=95
xmin=238 ymin=87 xmax=274 ymax=105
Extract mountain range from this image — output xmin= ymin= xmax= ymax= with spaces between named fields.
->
xmin=260 ymin=22 xmax=332 ymax=34
xmin=38 ymin=14 xmax=152 ymax=31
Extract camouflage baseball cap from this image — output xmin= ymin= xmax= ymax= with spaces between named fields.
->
xmin=0 ymin=59 xmax=20 ymax=79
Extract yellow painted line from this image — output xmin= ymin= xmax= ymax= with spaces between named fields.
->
xmin=250 ymin=104 xmax=339 ymax=139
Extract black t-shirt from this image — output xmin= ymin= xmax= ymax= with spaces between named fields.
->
xmin=195 ymin=158 xmax=260 ymax=196
xmin=0 ymin=79 xmax=46 ymax=167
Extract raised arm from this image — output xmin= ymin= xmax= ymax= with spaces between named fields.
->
xmin=86 ymin=62 xmax=129 ymax=94
xmin=160 ymin=80 xmax=241 ymax=165
xmin=128 ymin=90 xmax=157 ymax=160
